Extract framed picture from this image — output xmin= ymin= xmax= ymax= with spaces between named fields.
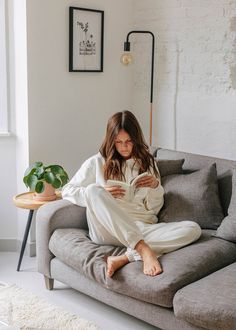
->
xmin=69 ymin=7 xmax=104 ymax=72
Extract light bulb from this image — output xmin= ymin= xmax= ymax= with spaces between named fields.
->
xmin=120 ymin=52 xmax=133 ymax=65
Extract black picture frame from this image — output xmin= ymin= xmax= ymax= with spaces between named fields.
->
xmin=69 ymin=7 xmax=104 ymax=72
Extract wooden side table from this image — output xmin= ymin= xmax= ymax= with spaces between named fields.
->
xmin=13 ymin=191 xmax=61 ymax=271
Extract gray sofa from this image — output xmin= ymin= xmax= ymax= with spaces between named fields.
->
xmin=36 ymin=148 xmax=236 ymax=330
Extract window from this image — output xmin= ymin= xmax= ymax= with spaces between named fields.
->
xmin=0 ymin=0 xmax=9 ymax=135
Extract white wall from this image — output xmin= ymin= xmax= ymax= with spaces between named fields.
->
xmin=26 ymin=0 xmax=134 ymax=178
xmin=0 ymin=0 xmax=17 ymax=245
xmin=0 ymin=0 xmax=30 ymax=251
xmin=3 ymin=0 xmax=236 ymax=249
xmin=0 ymin=0 xmax=25 ymax=248
xmin=132 ymin=0 xmax=236 ymax=159
xmin=0 ymin=138 xmax=17 ymax=248
xmin=24 ymin=0 xmax=133 ymax=254
xmin=0 ymin=0 xmax=134 ymax=251
xmin=13 ymin=0 xmax=30 ymax=250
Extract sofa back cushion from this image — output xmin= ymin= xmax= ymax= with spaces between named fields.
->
xmin=158 ymin=164 xmax=224 ymax=229
xmin=155 ymin=148 xmax=236 ymax=216
xmin=156 ymin=159 xmax=184 ymax=177
xmin=216 ymin=168 xmax=236 ymax=243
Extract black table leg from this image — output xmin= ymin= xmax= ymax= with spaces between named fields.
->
xmin=17 ymin=209 xmax=34 ymax=271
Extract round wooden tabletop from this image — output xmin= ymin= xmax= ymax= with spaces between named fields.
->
xmin=13 ymin=191 xmax=62 ymax=210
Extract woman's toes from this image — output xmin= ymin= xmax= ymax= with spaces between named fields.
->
xmin=151 ymin=268 xmax=156 ymax=276
xmin=155 ymin=267 xmax=162 ymax=275
xmin=143 ymin=264 xmax=163 ymax=276
xmin=106 ymin=267 xmax=114 ymax=277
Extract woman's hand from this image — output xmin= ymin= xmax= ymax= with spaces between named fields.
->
xmin=104 ymin=185 xmax=126 ymax=198
xmin=135 ymin=175 xmax=159 ymax=189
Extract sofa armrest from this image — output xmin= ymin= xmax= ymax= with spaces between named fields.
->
xmin=36 ymin=199 xmax=87 ymax=277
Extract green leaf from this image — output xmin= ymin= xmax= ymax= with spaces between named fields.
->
xmin=35 ymin=181 xmax=44 ymax=193
xmin=51 ymin=178 xmax=61 ymax=189
xmin=23 ymin=175 xmax=29 ymax=187
xmin=64 ymin=171 xmax=69 ymax=180
xmin=60 ymin=175 xmax=68 ymax=186
xmin=35 ymin=166 xmax=44 ymax=178
xmin=48 ymin=165 xmax=64 ymax=175
xmin=23 ymin=162 xmax=69 ymax=191
xmin=26 ymin=174 xmax=38 ymax=191
xmin=24 ymin=167 xmax=36 ymax=178
xmin=24 ymin=162 xmax=43 ymax=177
xmin=34 ymin=161 xmax=43 ymax=167
xmin=44 ymin=172 xmax=55 ymax=184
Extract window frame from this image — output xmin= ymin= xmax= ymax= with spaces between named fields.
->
xmin=0 ymin=0 xmax=9 ymax=135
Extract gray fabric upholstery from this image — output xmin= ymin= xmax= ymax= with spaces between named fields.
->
xmin=156 ymin=159 xmax=184 ymax=177
xmin=216 ymin=168 xmax=236 ymax=243
xmin=174 ymin=262 xmax=236 ymax=330
xmin=49 ymin=228 xmax=236 ymax=308
xmin=51 ymin=258 xmax=203 ymax=330
xmin=36 ymin=199 xmax=87 ymax=277
xmin=159 ymin=164 xmax=224 ymax=229
xmin=36 ymin=148 xmax=236 ymax=330
xmin=49 ymin=228 xmax=125 ymax=283
xmin=149 ymin=145 xmax=158 ymax=156
xmin=156 ymin=148 xmax=236 ymax=215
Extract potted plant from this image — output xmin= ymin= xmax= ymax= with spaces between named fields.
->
xmin=23 ymin=161 xmax=69 ymax=201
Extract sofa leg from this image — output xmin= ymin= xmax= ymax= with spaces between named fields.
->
xmin=44 ymin=275 xmax=54 ymax=290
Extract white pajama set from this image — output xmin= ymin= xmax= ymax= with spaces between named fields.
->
xmin=62 ymin=153 xmax=201 ymax=262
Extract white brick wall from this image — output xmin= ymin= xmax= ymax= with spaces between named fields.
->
xmin=132 ymin=0 xmax=236 ymax=159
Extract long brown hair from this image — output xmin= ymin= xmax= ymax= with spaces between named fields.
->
xmin=99 ymin=111 xmax=158 ymax=181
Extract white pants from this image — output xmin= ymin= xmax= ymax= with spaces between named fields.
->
xmin=85 ymin=184 xmax=201 ymax=262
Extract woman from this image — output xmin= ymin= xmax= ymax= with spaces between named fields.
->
xmin=62 ymin=111 xmax=201 ymax=277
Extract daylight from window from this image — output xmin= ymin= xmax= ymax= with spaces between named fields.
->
xmin=0 ymin=0 xmax=8 ymax=134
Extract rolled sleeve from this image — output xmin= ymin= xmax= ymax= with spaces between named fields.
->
xmin=62 ymin=158 xmax=96 ymax=207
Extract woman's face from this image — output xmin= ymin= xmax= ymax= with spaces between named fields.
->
xmin=115 ymin=129 xmax=133 ymax=159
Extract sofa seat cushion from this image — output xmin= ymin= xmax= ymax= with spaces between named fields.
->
xmin=49 ymin=228 xmax=236 ymax=308
xmin=173 ymin=262 xmax=236 ymax=330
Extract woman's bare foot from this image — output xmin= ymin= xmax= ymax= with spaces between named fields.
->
xmin=106 ymin=255 xmax=129 ymax=278
xmin=135 ymin=240 xmax=162 ymax=276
